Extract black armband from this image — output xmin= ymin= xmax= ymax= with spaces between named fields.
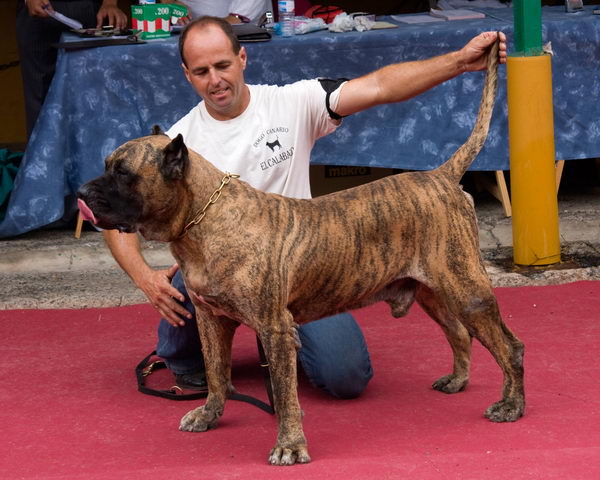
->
xmin=318 ymin=77 xmax=349 ymax=120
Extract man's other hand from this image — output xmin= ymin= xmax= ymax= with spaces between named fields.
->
xmin=139 ymin=264 xmax=192 ymax=327
xmin=96 ymin=0 xmax=128 ymax=29
xmin=27 ymin=0 xmax=53 ymax=17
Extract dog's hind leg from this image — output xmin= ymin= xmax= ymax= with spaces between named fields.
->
xmin=179 ymin=312 xmax=238 ymax=433
xmin=438 ymin=280 xmax=525 ymax=422
xmin=415 ymin=284 xmax=472 ymax=394
xmin=473 ymin=304 xmax=525 ymax=423
xmin=259 ymin=310 xmax=311 ymax=466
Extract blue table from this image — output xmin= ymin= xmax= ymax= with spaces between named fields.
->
xmin=2 ymin=5 xmax=599 ymax=237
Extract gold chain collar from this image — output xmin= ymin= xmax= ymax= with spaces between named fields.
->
xmin=180 ymin=172 xmax=240 ymax=238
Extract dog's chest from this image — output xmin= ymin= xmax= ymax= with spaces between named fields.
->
xmin=183 ymin=272 xmax=228 ymax=316
xmin=189 ymin=290 xmax=232 ymax=318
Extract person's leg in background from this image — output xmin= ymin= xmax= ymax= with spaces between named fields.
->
xmin=297 ymin=312 xmax=373 ymax=399
xmin=156 ymin=269 xmax=207 ymax=389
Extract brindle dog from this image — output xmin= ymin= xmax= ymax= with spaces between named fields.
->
xmin=78 ymin=38 xmax=524 ymax=465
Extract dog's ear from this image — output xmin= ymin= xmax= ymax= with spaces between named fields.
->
xmin=151 ymin=125 xmax=165 ymax=136
xmin=161 ymin=134 xmax=189 ymax=180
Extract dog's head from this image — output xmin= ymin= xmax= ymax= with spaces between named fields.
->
xmin=77 ymin=127 xmax=190 ymax=240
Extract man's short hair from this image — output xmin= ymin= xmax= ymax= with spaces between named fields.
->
xmin=179 ymin=16 xmax=242 ymax=67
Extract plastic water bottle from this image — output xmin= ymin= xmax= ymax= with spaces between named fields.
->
xmin=278 ymin=0 xmax=295 ymax=37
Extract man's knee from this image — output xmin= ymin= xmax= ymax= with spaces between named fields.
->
xmin=297 ymin=312 xmax=373 ymax=399
xmin=317 ymin=363 xmax=372 ymax=399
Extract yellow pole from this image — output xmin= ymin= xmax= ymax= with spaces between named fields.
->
xmin=507 ymin=54 xmax=561 ymax=266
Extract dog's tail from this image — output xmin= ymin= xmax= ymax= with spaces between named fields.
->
xmin=437 ymin=34 xmax=500 ymax=183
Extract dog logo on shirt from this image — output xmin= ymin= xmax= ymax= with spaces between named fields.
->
xmin=254 ymin=128 xmax=294 ymax=171
xmin=266 ymin=135 xmax=282 ymax=152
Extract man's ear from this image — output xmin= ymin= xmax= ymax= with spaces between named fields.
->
xmin=240 ymin=46 xmax=247 ymax=70
xmin=161 ymin=134 xmax=189 ymax=180
xmin=151 ymin=125 xmax=165 ymax=135
xmin=182 ymin=63 xmax=192 ymax=83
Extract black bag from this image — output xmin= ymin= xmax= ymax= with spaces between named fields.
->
xmin=231 ymin=23 xmax=272 ymax=42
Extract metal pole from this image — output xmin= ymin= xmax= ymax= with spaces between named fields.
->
xmin=507 ymin=0 xmax=560 ymax=265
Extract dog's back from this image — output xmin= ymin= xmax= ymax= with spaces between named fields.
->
xmin=281 ymin=39 xmax=499 ymax=320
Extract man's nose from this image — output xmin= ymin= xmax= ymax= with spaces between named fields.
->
xmin=207 ymin=68 xmax=221 ymax=86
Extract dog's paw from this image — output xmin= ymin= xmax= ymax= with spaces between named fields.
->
xmin=179 ymin=406 xmax=219 ymax=432
xmin=432 ymin=374 xmax=468 ymax=394
xmin=268 ymin=445 xmax=311 ymax=466
xmin=484 ymin=399 xmax=524 ymax=423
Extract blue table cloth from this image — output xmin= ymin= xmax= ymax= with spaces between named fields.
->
xmin=2 ymin=5 xmax=599 ymax=237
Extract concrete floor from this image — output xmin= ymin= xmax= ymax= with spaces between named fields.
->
xmin=1 ymin=169 xmax=598 ymax=310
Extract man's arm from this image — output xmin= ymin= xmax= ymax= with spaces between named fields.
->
xmin=103 ymin=230 xmax=191 ymax=326
xmin=24 ymin=0 xmax=127 ymax=29
xmin=335 ymin=31 xmax=507 ymax=117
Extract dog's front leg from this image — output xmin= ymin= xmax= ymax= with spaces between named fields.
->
xmin=179 ymin=311 xmax=237 ymax=433
xmin=260 ymin=314 xmax=311 ymax=466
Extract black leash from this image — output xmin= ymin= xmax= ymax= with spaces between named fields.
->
xmin=135 ymin=347 xmax=275 ymax=415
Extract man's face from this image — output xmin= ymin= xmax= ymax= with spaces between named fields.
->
xmin=182 ymin=25 xmax=249 ymax=121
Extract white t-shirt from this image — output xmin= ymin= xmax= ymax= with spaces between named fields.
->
xmin=182 ymin=0 xmax=271 ymax=23
xmin=166 ymin=79 xmax=343 ymax=199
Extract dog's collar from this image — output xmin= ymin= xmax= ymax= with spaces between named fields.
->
xmin=180 ymin=172 xmax=240 ymax=238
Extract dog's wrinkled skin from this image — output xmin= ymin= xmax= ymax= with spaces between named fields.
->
xmin=78 ymin=39 xmax=524 ymax=465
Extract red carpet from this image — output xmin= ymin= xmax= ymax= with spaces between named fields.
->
xmin=1 ymin=281 xmax=599 ymax=479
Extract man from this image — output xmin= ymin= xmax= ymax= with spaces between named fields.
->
xmin=159 ymin=0 xmax=270 ymax=25
xmin=104 ymin=16 xmax=506 ymax=397
xmin=177 ymin=0 xmax=271 ymax=23
xmin=17 ymin=0 xmax=128 ymax=139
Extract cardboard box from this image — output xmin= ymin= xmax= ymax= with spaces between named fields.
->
xmin=131 ymin=4 xmax=188 ymax=40
xmin=309 ymin=165 xmax=396 ymax=197
xmin=169 ymin=4 xmax=188 ymax=23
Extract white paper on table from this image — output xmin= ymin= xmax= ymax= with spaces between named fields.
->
xmin=47 ymin=9 xmax=84 ymax=30
xmin=429 ymin=9 xmax=486 ymax=21
xmin=391 ymin=14 xmax=445 ymax=24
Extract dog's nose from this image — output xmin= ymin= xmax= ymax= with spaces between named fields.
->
xmin=76 ymin=183 xmax=90 ymax=199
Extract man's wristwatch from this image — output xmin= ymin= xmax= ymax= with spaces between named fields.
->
xmin=229 ymin=13 xmax=251 ymax=23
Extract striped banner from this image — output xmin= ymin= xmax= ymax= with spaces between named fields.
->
xmin=132 ymin=18 xmax=170 ymax=33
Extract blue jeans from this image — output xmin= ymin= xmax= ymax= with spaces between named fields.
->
xmin=156 ymin=270 xmax=373 ymax=399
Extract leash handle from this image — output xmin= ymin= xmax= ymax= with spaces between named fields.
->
xmin=135 ymin=350 xmax=275 ymax=414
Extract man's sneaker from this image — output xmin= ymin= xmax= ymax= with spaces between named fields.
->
xmin=175 ymin=372 xmax=208 ymax=391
